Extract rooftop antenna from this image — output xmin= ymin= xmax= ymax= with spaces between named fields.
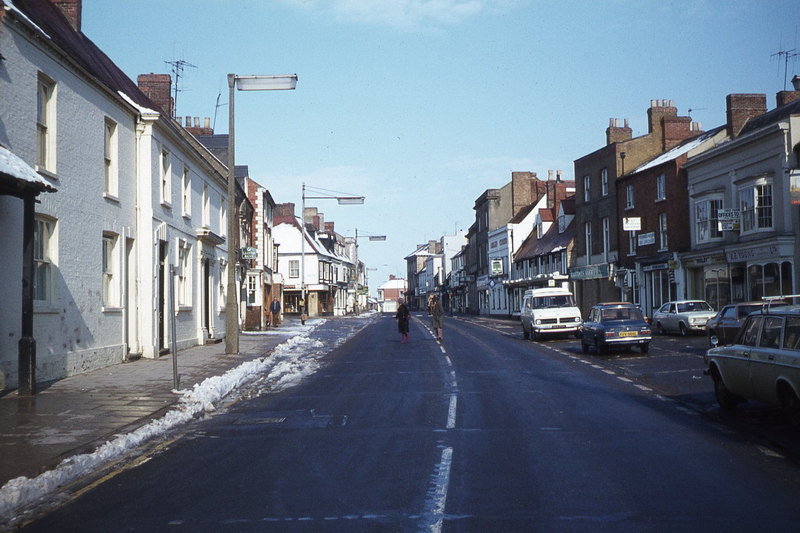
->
xmin=213 ymin=89 xmax=227 ymax=131
xmin=771 ymin=47 xmax=799 ymax=91
xmin=165 ymin=59 xmax=197 ymax=117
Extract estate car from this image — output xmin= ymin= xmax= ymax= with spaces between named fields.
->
xmin=705 ymin=305 xmax=800 ymax=424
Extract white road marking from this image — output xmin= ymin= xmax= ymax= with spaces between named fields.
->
xmin=421 ymin=446 xmax=454 ymax=532
xmin=447 ymin=395 xmax=457 ymax=429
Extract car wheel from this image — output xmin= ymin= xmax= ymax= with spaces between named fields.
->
xmin=522 ymin=327 xmax=530 ymax=340
xmin=640 ymin=343 xmax=649 ymax=354
xmin=779 ymin=386 xmax=800 ymax=426
xmin=679 ymin=323 xmax=688 ymax=337
xmin=712 ymin=370 xmax=740 ymax=410
xmin=533 ymin=330 xmax=541 ymax=342
xmin=581 ymin=341 xmax=589 ymax=353
xmin=594 ymin=338 xmax=607 ymax=355
xmin=657 ymin=322 xmax=667 ymax=335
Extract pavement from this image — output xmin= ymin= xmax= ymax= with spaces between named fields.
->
xmin=0 ymin=317 xmax=314 ymax=491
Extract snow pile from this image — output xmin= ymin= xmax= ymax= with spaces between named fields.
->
xmin=0 ymin=319 xmax=343 ymax=524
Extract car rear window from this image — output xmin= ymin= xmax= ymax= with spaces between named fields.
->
xmin=601 ymin=307 xmax=643 ymax=321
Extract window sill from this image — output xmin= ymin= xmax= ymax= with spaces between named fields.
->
xmin=161 ymin=200 xmax=172 ymax=209
xmin=34 ymin=302 xmax=60 ymax=314
xmin=655 ymin=197 xmax=666 ymax=203
xmin=102 ymin=306 xmax=123 ymax=313
xmin=103 ymin=192 xmax=120 ymax=203
xmin=183 ymin=213 xmax=192 ymax=221
xmin=178 ymin=305 xmax=193 ymax=312
xmin=624 ymin=206 xmax=634 ymax=211
xmin=35 ymin=167 xmax=58 ymax=181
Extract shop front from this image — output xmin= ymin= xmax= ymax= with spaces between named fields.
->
xmin=683 ymin=240 xmax=795 ymax=309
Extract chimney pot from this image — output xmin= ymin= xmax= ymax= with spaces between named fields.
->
xmin=548 ymin=170 xmax=553 ymax=180
xmin=204 ymin=117 xmax=211 ymax=129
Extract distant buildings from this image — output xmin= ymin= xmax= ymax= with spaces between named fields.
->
xmin=405 ymin=85 xmax=800 ymax=319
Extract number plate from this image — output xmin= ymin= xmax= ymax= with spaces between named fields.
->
xmin=618 ymin=331 xmax=639 ymax=338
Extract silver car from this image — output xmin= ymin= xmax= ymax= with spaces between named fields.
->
xmin=652 ymin=300 xmax=716 ymax=336
xmin=705 ymin=306 xmax=800 ymax=424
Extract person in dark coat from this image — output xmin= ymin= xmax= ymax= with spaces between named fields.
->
xmin=431 ymin=294 xmax=444 ymax=342
xmin=395 ymin=298 xmax=411 ymax=343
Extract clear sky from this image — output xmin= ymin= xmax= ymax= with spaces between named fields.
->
xmin=82 ymin=0 xmax=799 ymax=295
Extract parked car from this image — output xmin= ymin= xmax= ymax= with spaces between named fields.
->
xmin=520 ymin=287 xmax=582 ymax=341
xmin=652 ymin=300 xmax=716 ymax=336
xmin=705 ymin=306 xmax=800 ymax=424
xmin=706 ymin=300 xmax=789 ymax=347
xmin=580 ymin=302 xmax=652 ymax=354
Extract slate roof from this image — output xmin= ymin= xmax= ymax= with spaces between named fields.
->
xmin=8 ymin=0 xmax=158 ymax=113
xmin=514 ymin=218 xmax=575 ymax=262
xmin=739 ymin=98 xmax=800 ymax=136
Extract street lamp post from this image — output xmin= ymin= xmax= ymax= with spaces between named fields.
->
xmin=300 ymin=184 xmax=364 ymax=317
xmin=226 ymin=73 xmax=297 ymax=355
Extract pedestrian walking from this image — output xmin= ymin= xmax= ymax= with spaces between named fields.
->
xmin=431 ymin=294 xmax=444 ymax=342
xmin=395 ymin=298 xmax=411 ymax=343
xmin=270 ymin=298 xmax=282 ymax=326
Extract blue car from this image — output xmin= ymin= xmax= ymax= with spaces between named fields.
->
xmin=580 ymin=302 xmax=652 ymax=354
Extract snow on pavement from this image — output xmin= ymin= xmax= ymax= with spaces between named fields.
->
xmin=0 ymin=315 xmax=373 ymax=525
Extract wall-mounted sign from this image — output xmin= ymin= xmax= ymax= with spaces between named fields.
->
xmin=637 ymin=232 xmax=655 ymax=246
xmin=623 ymin=217 xmax=641 ymax=231
xmin=491 ymin=259 xmax=504 ymax=275
xmin=241 ymin=246 xmax=258 ymax=260
xmin=569 ymin=263 xmax=610 ymax=280
xmin=717 ymin=208 xmax=741 ymax=231
xmin=791 ymin=173 xmax=800 ymax=205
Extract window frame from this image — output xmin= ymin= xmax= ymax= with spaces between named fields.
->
xmin=583 ymin=175 xmax=591 ymax=202
xmin=102 ymin=233 xmax=118 ymax=308
xmin=34 ymin=217 xmax=56 ymax=304
xmin=656 ymin=174 xmax=666 ymax=201
xmin=182 ymin=165 xmax=192 ymax=218
xmin=600 ymin=168 xmax=609 ymax=197
xmin=36 ymin=73 xmax=56 ymax=172
xmin=739 ymin=179 xmax=773 ymax=234
xmin=625 ymin=184 xmax=634 ymax=209
xmin=103 ymin=118 xmax=118 ymax=198
xmin=289 ymin=259 xmax=300 ymax=278
xmin=658 ymin=212 xmax=668 ymax=251
xmin=160 ymin=147 xmax=172 ymax=207
xmin=695 ymin=197 xmax=724 ymax=243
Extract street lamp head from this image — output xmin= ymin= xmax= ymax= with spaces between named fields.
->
xmin=336 ymin=196 xmax=365 ymax=205
xmin=234 ymin=74 xmax=298 ymax=91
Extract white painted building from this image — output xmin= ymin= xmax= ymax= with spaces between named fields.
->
xmin=0 ymin=0 xmax=229 ymax=391
xmin=273 ymin=210 xmax=354 ymax=317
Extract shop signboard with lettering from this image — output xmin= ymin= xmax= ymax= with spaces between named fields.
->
xmin=569 ymin=263 xmax=610 ymax=280
xmin=717 ymin=208 xmax=740 ymax=231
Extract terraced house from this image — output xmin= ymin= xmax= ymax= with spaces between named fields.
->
xmin=0 ymin=0 xmax=230 ymax=392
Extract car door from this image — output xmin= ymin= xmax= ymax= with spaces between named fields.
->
xmin=718 ymin=305 xmax=739 ymax=344
xmin=748 ymin=315 xmax=784 ymax=404
xmin=720 ymin=315 xmax=763 ymax=398
xmin=664 ymin=303 xmax=679 ymax=332
xmin=582 ymin=308 xmax=598 ymax=344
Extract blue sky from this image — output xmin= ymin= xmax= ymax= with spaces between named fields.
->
xmin=82 ymin=0 xmax=799 ymax=294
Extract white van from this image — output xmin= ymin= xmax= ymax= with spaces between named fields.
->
xmin=520 ymin=287 xmax=582 ymax=341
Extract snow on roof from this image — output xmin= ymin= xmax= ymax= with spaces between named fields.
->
xmin=0 ymin=145 xmax=57 ymax=193
xmin=632 ymin=126 xmax=725 ymax=174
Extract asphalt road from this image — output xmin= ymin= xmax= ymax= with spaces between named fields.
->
xmin=21 ymin=313 xmax=800 ymax=532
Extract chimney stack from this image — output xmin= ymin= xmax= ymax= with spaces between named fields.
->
xmin=726 ymin=93 xmax=767 ymax=138
xmin=52 ymin=0 xmax=81 ymax=31
xmin=776 ymin=76 xmax=800 ymax=107
xmin=137 ymin=74 xmax=173 ymax=117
